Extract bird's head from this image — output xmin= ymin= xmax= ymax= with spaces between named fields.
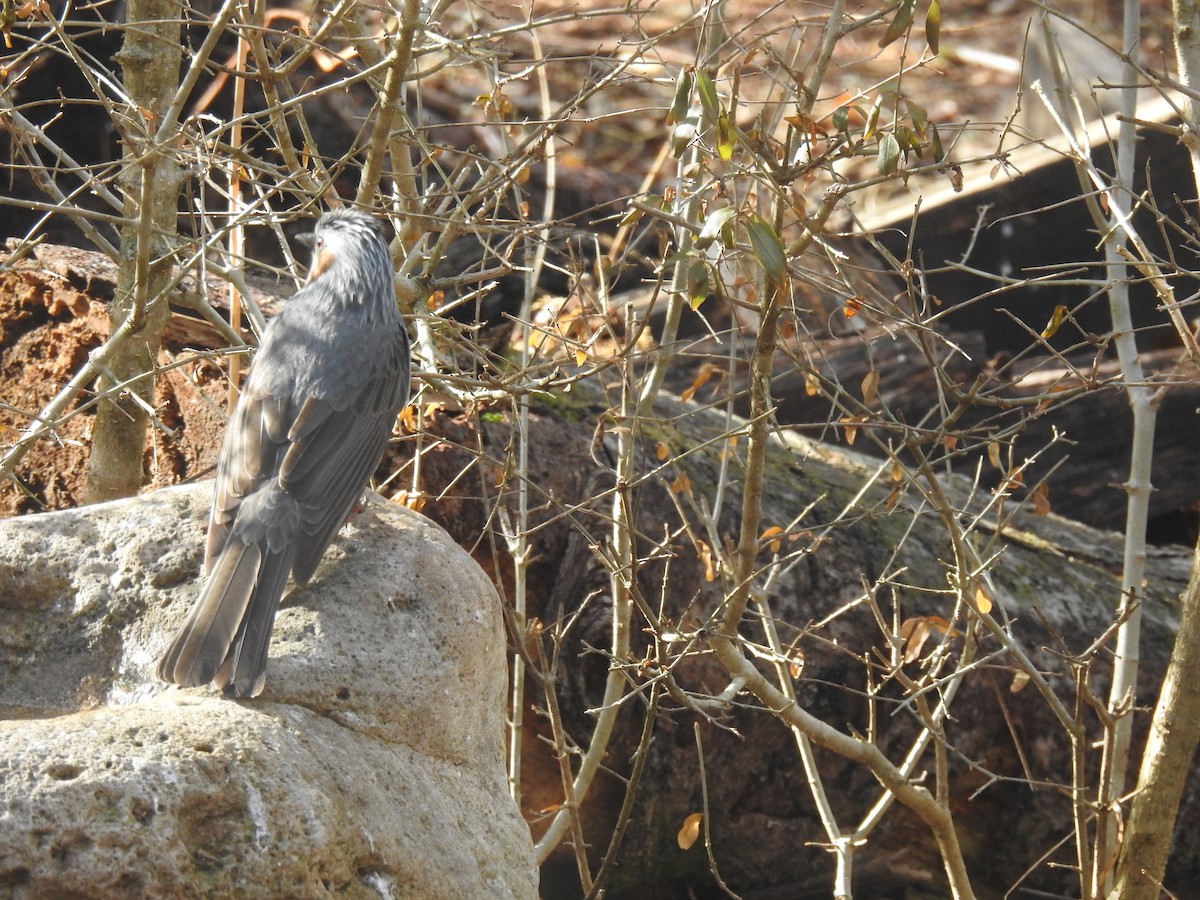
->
xmin=301 ymin=208 xmax=391 ymax=286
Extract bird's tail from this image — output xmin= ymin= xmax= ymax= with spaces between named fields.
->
xmin=156 ymin=540 xmax=292 ymax=698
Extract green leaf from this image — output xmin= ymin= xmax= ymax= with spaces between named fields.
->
xmin=696 ymin=207 xmax=738 ymax=250
xmin=671 ymin=115 xmax=700 ymax=158
xmin=717 ymin=113 xmax=736 ymax=161
xmin=668 ymin=68 xmax=694 ymax=125
xmin=617 ymin=205 xmax=645 ymax=227
xmin=695 ymin=69 xmax=720 ymax=131
xmin=687 ymin=260 xmax=710 ymax=309
xmin=878 ymin=0 xmax=916 ymax=49
xmin=929 ymin=121 xmax=945 ymax=162
xmin=925 ymin=0 xmax=942 ymax=55
xmin=906 ymin=98 xmax=928 ymax=140
xmin=878 ymin=133 xmax=901 ymax=175
xmin=897 ymin=124 xmax=923 ymax=152
xmin=864 ymin=96 xmax=883 ymax=140
xmin=667 ymin=69 xmax=696 ymax=127
xmin=746 ymin=216 xmax=787 ymax=288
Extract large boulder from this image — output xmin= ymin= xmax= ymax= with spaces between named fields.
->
xmin=0 ymin=483 xmax=537 ymax=898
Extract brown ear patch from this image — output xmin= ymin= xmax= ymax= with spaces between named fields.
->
xmin=307 ymin=246 xmax=336 ymax=282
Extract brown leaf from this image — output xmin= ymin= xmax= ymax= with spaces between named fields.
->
xmin=899 ymin=615 xmax=957 ymax=663
xmin=899 ymin=617 xmax=932 ymax=664
xmin=841 ymin=414 xmax=866 ymax=445
xmin=681 ymin=362 xmax=720 ymax=402
xmin=760 ymin=525 xmax=785 ymax=553
xmin=861 ymin=369 xmax=880 ymax=405
xmin=393 ymin=490 xmax=426 ymax=513
xmin=678 ymin=812 xmax=704 ymax=850
xmin=788 ymin=649 xmax=804 ymax=679
xmin=973 ymin=584 xmax=993 ymax=615
xmin=1032 ymin=482 xmax=1051 ymax=516
xmin=986 ymin=440 xmax=1002 ymax=470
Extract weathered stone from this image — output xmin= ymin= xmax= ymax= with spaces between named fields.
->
xmin=0 ymin=483 xmax=537 ymax=899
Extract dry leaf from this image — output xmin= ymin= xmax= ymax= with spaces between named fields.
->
xmin=678 ymin=813 xmax=704 ymax=850
xmin=392 ymin=489 xmax=427 ymax=512
xmin=973 ymin=584 xmax=993 ymax=615
xmin=681 ymin=362 xmax=720 ymax=402
xmin=696 ymin=540 xmax=716 ymax=582
xmin=899 ymin=616 xmax=932 ymax=664
xmin=1010 ymin=670 xmax=1031 ymax=693
xmin=861 ymin=369 xmax=880 ymax=405
xmin=656 ymin=441 xmax=671 ymax=461
xmin=843 ymin=296 xmax=864 ymax=317
xmin=761 ymin=525 xmax=785 ymax=553
xmin=841 ymin=415 xmax=866 ymax=445
xmin=1002 ymin=469 xmax=1024 ymax=492
xmin=1032 ymin=482 xmax=1051 ymax=516
xmin=1040 ymin=304 xmax=1069 ymax=339
xmin=671 ymin=472 xmax=693 ymax=497
xmin=1036 ymin=383 xmax=1075 ymax=414
xmin=986 ymin=441 xmax=1002 ymax=470
xmin=899 ymin=615 xmax=957 ymax=663
xmin=788 ymin=650 xmax=804 ymax=679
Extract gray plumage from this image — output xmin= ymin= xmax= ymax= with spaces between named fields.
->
xmin=157 ymin=209 xmax=410 ymax=698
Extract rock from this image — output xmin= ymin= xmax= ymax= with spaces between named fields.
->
xmin=0 ymin=483 xmax=537 ymax=899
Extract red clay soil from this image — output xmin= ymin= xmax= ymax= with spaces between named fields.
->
xmin=0 ymin=259 xmax=227 ymax=516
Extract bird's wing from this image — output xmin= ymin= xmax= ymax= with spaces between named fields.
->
xmin=204 ymin=383 xmax=292 ymax=570
xmin=279 ymin=351 xmax=409 ymax=583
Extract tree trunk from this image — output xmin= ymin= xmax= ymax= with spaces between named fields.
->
xmin=84 ymin=0 xmax=182 ymax=503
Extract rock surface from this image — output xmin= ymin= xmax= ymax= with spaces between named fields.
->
xmin=0 ymin=483 xmax=537 ymax=898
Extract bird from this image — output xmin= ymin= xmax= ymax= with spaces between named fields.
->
xmin=157 ymin=208 xmax=411 ymax=698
